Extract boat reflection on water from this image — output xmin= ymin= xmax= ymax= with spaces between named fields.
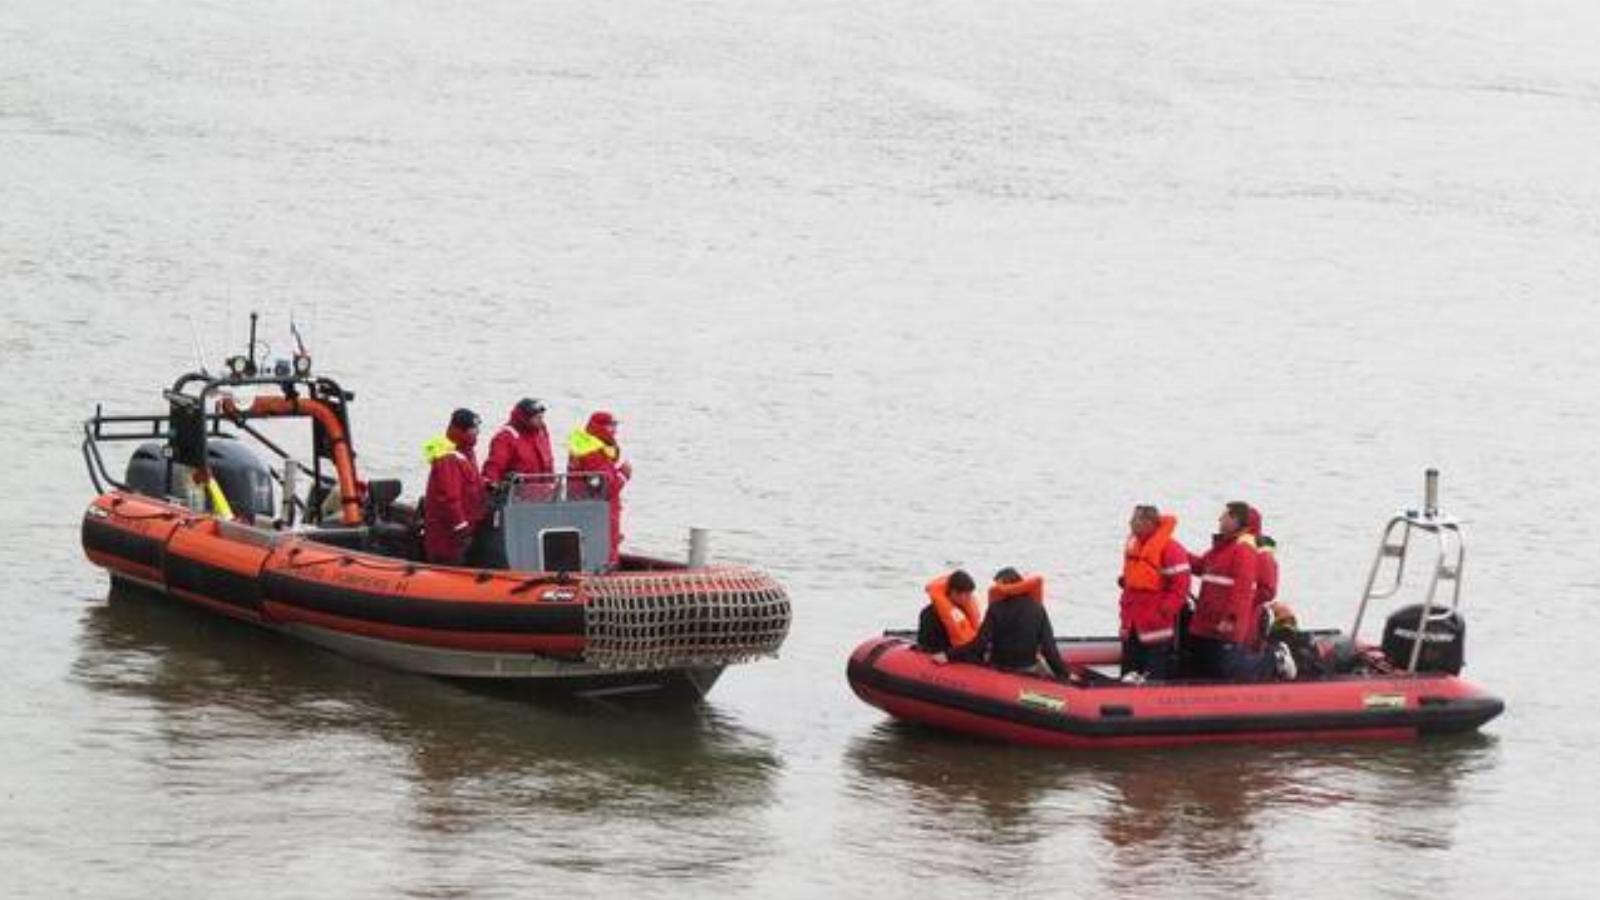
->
xmin=73 ymin=585 xmax=784 ymax=864
xmin=844 ymin=718 xmax=1496 ymax=892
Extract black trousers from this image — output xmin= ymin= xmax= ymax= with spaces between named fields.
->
xmin=1122 ymin=635 xmax=1175 ymax=680
xmin=916 ymin=604 xmax=951 ymax=652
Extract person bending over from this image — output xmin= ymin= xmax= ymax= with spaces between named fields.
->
xmin=950 ymin=568 xmax=1069 ymax=680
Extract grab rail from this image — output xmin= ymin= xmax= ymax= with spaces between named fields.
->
xmin=1349 ymin=469 xmax=1466 ymax=673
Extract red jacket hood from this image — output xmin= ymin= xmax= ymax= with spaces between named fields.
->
xmin=586 ymin=413 xmax=617 ymax=447
xmin=509 ymin=404 xmax=547 ymax=435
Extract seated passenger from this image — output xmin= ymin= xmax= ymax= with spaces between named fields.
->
xmin=950 ymin=568 xmax=1069 ymax=680
xmin=916 ymin=569 xmax=981 ymax=652
xmin=1118 ymin=504 xmax=1191 ymax=681
xmin=1261 ymin=600 xmax=1314 ymax=680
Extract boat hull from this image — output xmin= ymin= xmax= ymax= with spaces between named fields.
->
xmin=847 ymin=635 xmax=1504 ymax=749
xmin=83 ymin=492 xmax=784 ymax=704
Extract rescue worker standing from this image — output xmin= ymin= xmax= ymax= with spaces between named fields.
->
xmin=483 ymin=398 xmax=554 ymax=486
xmin=567 ymin=410 xmax=632 ymax=564
xmin=1118 ymin=505 xmax=1191 ymax=681
xmin=1248 ymin=507 xmax=1279 ymax=608
xmin=1251 ymin=517 xmax=1297 ymax=680
xmin=423 ymin=408 xmax=487 ymax=566
xmin=916 ymin=569 xmax=982 ymax=652
xmin=949 ymin=569 xmax=1070 ymax=680
xmin=1186 ymin=501 xmax=1265 ymax=680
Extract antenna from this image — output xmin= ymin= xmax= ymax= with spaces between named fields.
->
xmin=245 ymin=312 xmax=259 ymax=376
xmin=186 ymin=314 xmax=210 ymax=375
xmin=290 ymin=315 xmax=308 ymax=356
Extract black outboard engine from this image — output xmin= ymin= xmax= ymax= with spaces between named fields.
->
xmin=125 ymin=439 xmax=276 ymax=520
xmin=1382 ymin=604 xmax=1466 ymax=674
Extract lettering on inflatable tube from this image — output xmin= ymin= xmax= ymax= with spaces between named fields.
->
xmin=1018 ymin=691 xmax=1066 ymax=713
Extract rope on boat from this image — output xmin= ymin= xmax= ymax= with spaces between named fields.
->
xmin=579 ymin=567 xmax=791 ymax=671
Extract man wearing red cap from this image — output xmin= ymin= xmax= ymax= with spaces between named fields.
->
xmin=422 ymin=408 xmax=487 ymax=566
xmin=483 ymin=398 xmax=554 ymax=486
xmin=567 ymin=410 xmax=632 ymax=564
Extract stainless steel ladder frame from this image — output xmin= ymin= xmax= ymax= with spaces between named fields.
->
xmin=1349 ymin=470 xmax=1466 ymax=673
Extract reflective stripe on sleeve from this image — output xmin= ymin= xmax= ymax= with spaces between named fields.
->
xmin=1200 ymin=574 xmax=1235 ymax=586
xmin=1161 ymin=564 xmax=1191 ymax=575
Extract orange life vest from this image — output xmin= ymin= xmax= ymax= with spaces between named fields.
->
xmin=925 ymin=574 xmax=982 ymax=646
xmin=987 ymin=573 xmax=1045 ymax=605
xmin=1122 ymin=515 xmax=1177 ymax=592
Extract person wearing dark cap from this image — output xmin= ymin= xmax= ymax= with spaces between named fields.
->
xmin=1185 ymin=501 xmax=1267 ymax=680
xmin=949 ymin=568 xmax=1070 ymax=680
xmin=421 ymin=408 xmax=487 ymax=566
xmin=483 ymin=398 xmax=555 ymax=487
xmin=567 ymin=410 xmax=632 ymax=564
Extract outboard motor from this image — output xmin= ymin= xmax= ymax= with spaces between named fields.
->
xmin=1382 ymin=604 xmax=1466 ymax=674
xmin=124 ymin=439 xmax=276 ymax=520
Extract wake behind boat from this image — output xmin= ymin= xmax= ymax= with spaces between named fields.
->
xmin=80 ymin=317 xmax=791 ymax=704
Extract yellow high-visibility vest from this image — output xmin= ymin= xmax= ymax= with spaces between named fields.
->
xmin=567 ymin=428 xmax=618 ymax=460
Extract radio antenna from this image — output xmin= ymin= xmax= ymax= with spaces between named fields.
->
xmin=186 ymin=314 xmax=210 ymax=375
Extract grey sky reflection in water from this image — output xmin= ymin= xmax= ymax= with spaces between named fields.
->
xmin=841 ymin=719 xmax=1496 ymax=897
xmin=71 ymin=587 xmax=783 ymax=888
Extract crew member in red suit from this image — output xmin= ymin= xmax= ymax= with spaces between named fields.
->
xmin=567 ymin=410 xmax=632 ymax=564
xmin=483 ymin=398 xmax=554 ymax=488
xmin=1118 ymin=505 xmax=1191 ymax=681
xmin=423 ymin=408 xmax=487 ymax=566
xmin=1247 ymin=508 xmax=1296 ymax=679
xmin=1186 ymin=501 xmax=1266 ymax=680
xmin=1244 ymin=505 xmax=1277 ymax=606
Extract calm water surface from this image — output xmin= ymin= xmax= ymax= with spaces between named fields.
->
xmin=2 ymin=1 xmax=1598 ymax=896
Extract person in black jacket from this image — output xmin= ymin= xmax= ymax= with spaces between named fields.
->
xmin=949 ymin=568 xmax=1070 ymax=680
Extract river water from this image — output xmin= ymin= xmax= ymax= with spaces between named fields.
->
xmin=3 ymin=1 xmax=1598 ymax=896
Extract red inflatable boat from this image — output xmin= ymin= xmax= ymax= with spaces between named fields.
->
xmin=849 ymin=474 xmax=1504 ymax=747
xmin=81 ymin=317 xmax=790 ymax=703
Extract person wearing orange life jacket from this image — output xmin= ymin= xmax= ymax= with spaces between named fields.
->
xmin=423 ymin=408 xmax=488 ymax=566
xmin=949 ymin=569 xmax=1069 ymax=680
xmin=916 ymin=569 xmax=982 ymax=653
xmin=483 ymin=398 xmax=554 ymax=487
xmin=567 ymin=410 xmax=632 ymax=564
xmin=1186 ymin=501 xmax=1269 ymax=680
xmin=1118 ymin=505 xmax=1191 ymax=681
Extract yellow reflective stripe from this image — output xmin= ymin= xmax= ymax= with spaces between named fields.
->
xmin=567 ymin=428 xmax=618 ymax=459
xmin=204 ymin=478 xmax=234 ymax=520
xmin=422 ymin=434 xmax=457 ymax=463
